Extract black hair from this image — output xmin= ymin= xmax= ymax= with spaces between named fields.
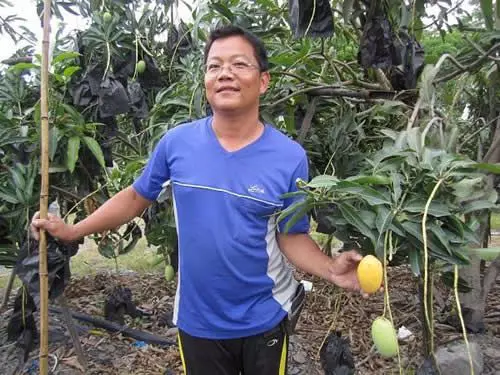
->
xmin=203 ymin=25 xmax=269 ymax=72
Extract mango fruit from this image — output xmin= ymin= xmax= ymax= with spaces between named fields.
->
xmin=371 ymin=316 xmax=399 ymax=357
xmin=103 ymin=12 xmax=112 ymax=23
xmin=136 ymin=60 xmax=146 ymax=74
xmin=164 ymin=264 xmax=175 ymax=282
xmin=357 ymin=254 xmax=383 ymax=294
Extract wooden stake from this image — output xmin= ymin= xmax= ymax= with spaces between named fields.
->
xmin=39 ymin=0 xmax=52 ymax=374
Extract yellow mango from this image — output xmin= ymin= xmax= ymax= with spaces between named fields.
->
xmin=357 ymin=254 xmax=383 ymax=294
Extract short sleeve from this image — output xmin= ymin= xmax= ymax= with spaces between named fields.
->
xmin=132 ymin=134 xmax=171 ymax=201
xmin=278 ymin=154 xmax=310 ymax=234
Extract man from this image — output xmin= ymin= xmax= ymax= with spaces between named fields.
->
xmin=31 ymin=25 xmax=365 ymax=375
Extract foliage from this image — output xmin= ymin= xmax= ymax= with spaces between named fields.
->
xmin=0 ymin=0 xmax=499 ymax=369
xmin=280 ymin=127 xmax=499 ymax=276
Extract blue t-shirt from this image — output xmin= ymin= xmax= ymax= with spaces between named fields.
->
xmin=133 ymin=116 xmax=310 ymax=339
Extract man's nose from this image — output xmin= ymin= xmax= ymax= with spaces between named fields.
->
xmin=217 ymin=65 xmax=235 ymax=79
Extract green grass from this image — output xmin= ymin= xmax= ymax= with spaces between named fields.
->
xmin=0 ymin=223 xmax=341 ymax=293
xmin=0 ymin=238 xmax=163 ymax=293
xmin=69 ymin=237 xmax=163 ymax=275
xmin=491 ymin=213 xmax=500 ymax=231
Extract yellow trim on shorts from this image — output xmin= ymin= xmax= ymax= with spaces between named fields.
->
xmin=178 ymin=332 xmax=187 ymax=374
xmin=279 ymin=333 xmax=288 ymax=375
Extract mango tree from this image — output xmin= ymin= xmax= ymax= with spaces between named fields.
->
xmin=0 ymin=0 xmax=499 ymax=371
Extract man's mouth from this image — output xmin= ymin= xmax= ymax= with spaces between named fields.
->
xmin=216 ymin=87 xmax=240 ymax=93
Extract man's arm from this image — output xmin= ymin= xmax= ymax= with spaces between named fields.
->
xmin=277 ymin=232 xmax=363 ymax=292
xmin=277 ymin=233 xmax=334 ymax=280
xmin=31 ymin=186 xmax=152 ymax=242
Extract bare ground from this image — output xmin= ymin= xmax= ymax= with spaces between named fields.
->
xmin=1 ymin=261 xmax=499 ymax=375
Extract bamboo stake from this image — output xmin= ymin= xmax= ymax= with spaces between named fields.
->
xmin=39 ymin=0 xmax=52 ymax=374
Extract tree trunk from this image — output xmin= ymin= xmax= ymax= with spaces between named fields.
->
xmin=458 ymin=254 xmax=486 ymax=333
xmin=458 ymin=106 xmax=500 ymax=332
xmin=417 ymin=277 xmax=439 ymax=371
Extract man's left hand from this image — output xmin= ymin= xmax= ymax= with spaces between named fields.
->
xmin=328 ymin=250 xmax=365 ymax=294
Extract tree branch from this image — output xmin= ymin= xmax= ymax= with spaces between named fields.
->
xmin=482 ymin=117 xmax=500 ymax=163
xmin=464 ymin=36 xmax=500 ymax=62
xmin=374 ymin=68 xmax=393 ymax=90
xmin=458 ymin=116 xmax=500 ymax=153
xmin=435 ymin=43 xmax=500 ymax=83
xmin=297 ymin=97 xmax=318 ymax=145
xmin=1 ymin=56 xmax=33 ymax=65
xmin=307 ymin=87 xmax=371 ymax=99
xmin=272 ymin=71 xmax=323 ymax=87
xmin=414 ymin=0 xmax=466 ymax=31
xmin=481 ymin=257 xmax=500 ymax=305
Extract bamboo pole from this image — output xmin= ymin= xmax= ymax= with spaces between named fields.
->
xmin=39 ymin=0 xmax=52 ymax=374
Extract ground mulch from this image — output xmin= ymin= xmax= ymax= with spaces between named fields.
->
xmin=1 ymin=263 xmax=499 ymax=374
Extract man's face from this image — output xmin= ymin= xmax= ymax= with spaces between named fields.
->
xmin=204 ymin=35 xmax=270 ymax=114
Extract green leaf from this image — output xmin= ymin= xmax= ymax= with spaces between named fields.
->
xmin=468 ymin=247 xmax=500 ymax=261
xmin=83 ymin=136 xmax=106 ymax=169
xmin=49 ymin=126 xmax=60 ymax=161
xmin=408 ymin=248 xmax=421 ymax=276
xmin=333 ymin=181 xmax=391 ymax=205
xmin=8 ymin=166 xmax=25 ymax=189
xmin=462 ymin=200 xmax=497 ymax=214
xmin=338 ymin=203 xmax=376 ymax=242
xmin=61 ymin=103 xmax=85 ymax=125
xmin=480 ymin=0 xmax=494 ymax=29
xmin=342 ymin=0 xmax=355 ymax=24
xmin=445 ymin=215 xmax=464 ymax=238
xmin=14 ymin=188 xmax=25 ymax=204
xmin=118 ymin=235 xmax=141 ymax=255
xmin=66 ymin=136 xmax=80 ymax=173
xmin=392 ymin=172 xmax=402 ymax=203
xmin=403 ymin=199 xmax=451 ymax=217
xmin=307 ymin=174 xmax=338 ymax=188
xmin=406 ymin=127 xmax=422 ymax=155
xmin=375 ymin=206 xmax=394 ymax=235
xmin=25 ymin=167 xmax=35 ymax=201
xmin=440 ymin=271 xmax=472 ymax=293
xmin=53 ymin=51 xmax=81 ymax=64
xmin=9 ymin=62 xmax=37 ymax=73
xmin=0 ymin=190 xmax=19 ymax=204
xmin=63 ymin=66 xmax=81 ymax=78
xmin=345 ymin=175 xmax=391 ymax=185
xmin=98 ymin=239 xmax=116 ymax=259
xmin=429 ymin=223 xmax=452 ymax=255
xmin=359 ymin=209 xmax=376 ymax=228
xmin=401 ymin=221 xmax=456 ymax=261
xmin=277 ymin=198 xmax=308 ymax=225
xmin=283 ymin=201 xmax=313 ymax=233
xmin=451 ymin=177 xmax=485 ymax=198
xmin=48 ymin=165 xmax=68 ymax=173
xmin=471 ymin=162 xmax=500 ymax=174
xmin=210 ymin=3 xmax=234 ymax=21
xmin=497 ymin=0 xmax=500 ymax=29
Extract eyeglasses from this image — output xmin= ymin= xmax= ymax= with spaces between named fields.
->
xmin=205 ymin=61 xmax=260 ymax=76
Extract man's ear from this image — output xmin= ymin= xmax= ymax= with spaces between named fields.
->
xmin=259 ymin=71 xmax=270 ymax=94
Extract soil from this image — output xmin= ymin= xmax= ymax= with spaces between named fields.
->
xmin=1 ymin=264 xmax=499 ymax=375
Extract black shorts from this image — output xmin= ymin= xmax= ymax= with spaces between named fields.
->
xmin=177 ymin=318 xmax=289 ymax=375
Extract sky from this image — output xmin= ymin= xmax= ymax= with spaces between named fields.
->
xmin=0 ymin=0 xmax=476 ymax=63
xmin=0 ymin=0 xmax=194 ymax=61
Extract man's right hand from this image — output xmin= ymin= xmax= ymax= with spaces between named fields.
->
xmin=30 ymin=212 xmax=77 ymax=242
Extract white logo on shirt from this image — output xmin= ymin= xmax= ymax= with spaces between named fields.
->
xmin=248 ymin=185 xmax=265 ymax=194
xmin=267 ymin=338 xmax=279 ymax=347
